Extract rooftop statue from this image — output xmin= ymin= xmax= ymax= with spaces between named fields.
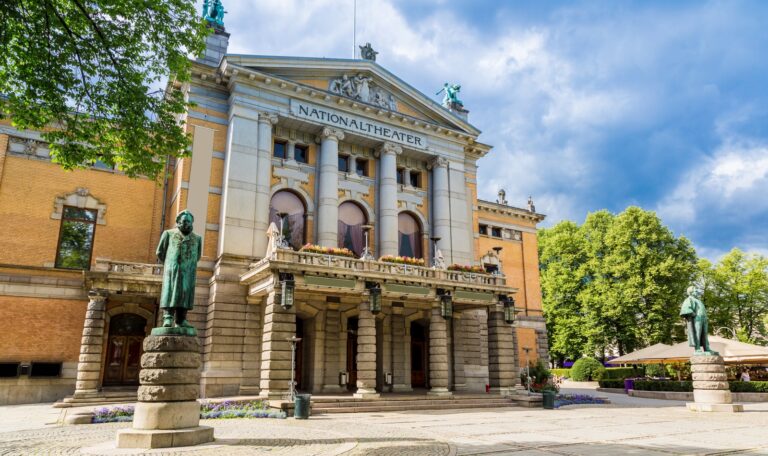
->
xmin=154 ymin=210 xmax=202 ymax=336
xmin=436 ymin=83 xmax=463 ymax=109
xmin=202 ymin=0 xmax=226 ymax=28
xmin=680 ymin=285 xmax=718 ymax=355
xmin=359 ymin=43 xmax=378 ymax=62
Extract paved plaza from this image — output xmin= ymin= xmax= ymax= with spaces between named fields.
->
xmin=1 ymin=389 xmax=767 ymax=455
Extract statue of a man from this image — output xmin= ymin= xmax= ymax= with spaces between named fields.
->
xmin=156 ymin=210 xmax=202 ymax=334
xmin=679 ymin=285 xmax=717 ymax=355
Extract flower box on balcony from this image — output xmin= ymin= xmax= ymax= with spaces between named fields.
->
xmin=299 ymin=244 xmax=356 ymax=258
xmin=447 ymin=264 xmax=486 ymax=274
xmin=379 ymin=255 xmax=425 ymax=266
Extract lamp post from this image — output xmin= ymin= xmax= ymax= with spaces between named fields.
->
xmin=430 ymin=236 xmax=441 ymax=268
xmin=361 ymin=224 xmax=374 ymax=260
xmin=289 ymin=336 xmax=302 ymax=401
xmin=522 ymin=347 xmax=532 ymax=395
xmin=715 ymin=326 xmax=737 ymax=339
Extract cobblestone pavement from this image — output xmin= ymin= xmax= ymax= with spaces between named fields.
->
xmin=1 ymin=393 xmax=768 ymax=455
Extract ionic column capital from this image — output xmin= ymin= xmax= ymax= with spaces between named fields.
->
xmin=87 ymin=289 xmax=108 ymax=304
xmin=321 ymin=127 xmax=345 ymax=142
xmin=257 ymin=112 xmax=278 ymax=125
xmin=428 ymin=156 xmax=449 ymax=170
xmin=377 ymin=142 xmax=402 ymax=157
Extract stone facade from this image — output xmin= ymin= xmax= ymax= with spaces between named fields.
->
xmin=0 ymin=26 xmax=549 ymax=405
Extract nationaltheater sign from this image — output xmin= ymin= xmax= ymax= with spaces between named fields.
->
xmin=289 ymin=100 xmax=428 ymax=150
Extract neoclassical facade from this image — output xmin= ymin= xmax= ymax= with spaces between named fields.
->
xmin=0 ymin=24 xmax=548 ymax=405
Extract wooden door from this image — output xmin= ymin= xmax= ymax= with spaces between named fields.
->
xmin=411 ymin=322 xmax=428 ymax=388
xmin=103 ymin=314 xmax=146 ymax=386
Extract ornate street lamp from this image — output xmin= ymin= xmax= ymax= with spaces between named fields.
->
xmin=366 ymin=282 xmax=382 ymax=314
xmin=438 ymin=289 xmax=453 ymax=319
xmin=501 ymin=295 xmax=516 ymax=324
xmin=360 ymin=224 xmax=374 ymax=260
xmin=279 ymin=273 xmax=295 ymax=310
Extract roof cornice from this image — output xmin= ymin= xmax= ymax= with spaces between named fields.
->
xmin=477 ymin=199 xmax=546 ymax=223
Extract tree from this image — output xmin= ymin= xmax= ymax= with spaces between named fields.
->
xmin=539 ymin=207 xmax=698 ymax=363
xmin=0 ymin=0 xmax=208 ymax=178
xmin=699 ymin=249 xmax=768 ymax=344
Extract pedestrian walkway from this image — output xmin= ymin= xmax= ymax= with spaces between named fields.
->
xmin=1 ymin=394 xmax=767 ymax=455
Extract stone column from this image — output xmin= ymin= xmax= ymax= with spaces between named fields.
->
xmin=428 ymin=306 xmax=452 ymax=396
xmin=430 ymin=156 xmax=451 ymax=261
xmin=253 ymin=112 xmax=278 ymax=257
xmin=322 ymin=309 xmax=345 ymax=393
xmin=239 ymin=298 xmax=262 ymax=395
xmin=259 ymin=288 xmax=296 ymax=399
xmin=488 ymin=305 xmax=517 ymax=395
xmin=688 ymin=355 xmax=743 ymax=412
xmin=391 ymin=313 xmax=412 ymax=392
xmin=377 ymin=142 xmax=401 ymax=257
xmin=72 ymin=291 xmax=108 ymax=399
xmin=287 ymin=140 xmax=296 ymax=161
xmin=312 ymin=310 xmax=326 ymax=393
xmin=316 ymin=127 xmax=344 ymax=247
xmin=355 ymin=299 xmax=379 ymax=398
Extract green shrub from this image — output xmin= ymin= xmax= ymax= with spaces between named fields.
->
xmin=570 ymin=358 xmax=605 ymax=381
xmin=521 ymin=360 xmax=552 ymax=391
xmin=633 ymin=380 xmax=692 ymax=392
xmin=729 ymin=381 xmax=768 ymax=393
xmin=598 ymin=380 xmax=625 ymax=389
xmin=599 ymin=367 xmax=642 ymax=380
xmin=644 ymin=364 xmax=667 ymax=377
xmin=551 ymin=368 xmax=571 ymax=378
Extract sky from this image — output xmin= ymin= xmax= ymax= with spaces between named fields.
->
xmin=209 ymin=0 xmax=768 ymax=260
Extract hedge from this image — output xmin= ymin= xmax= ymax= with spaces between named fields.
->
xmin=571 ymin=358 xmax=605 ymax=381
xmin=551 ymin=368 xmax=571 ymax=378
xmin=597 ymin=367 xmax=643 ymax=380
xmin=598 ymin=380 xmax=625 ymax=389
xmin=729 ymin=381 xmax=768 ymax=393
xmin=630 ymin=380 xmax=768 ymax=393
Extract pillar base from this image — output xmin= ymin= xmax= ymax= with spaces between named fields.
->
xmin=259 ymin=390 xmax=289 ymax=400
xmin=392 ymin=384 xmax=413 ymax=393
xmin=427 ymin=388 xmax=453 ymax=397
xmin=687 ymin=402 xmax=744 ymax=413
xmin=353 ymin=388 xmax=380 ymax=399
xmin=116 ymin=426 xmax=214 ymax=449
xmin=238 ymin=386 xmax=260 ymax=396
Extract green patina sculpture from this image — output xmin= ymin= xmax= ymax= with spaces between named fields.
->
xmin=152 ymin=210 xmax=202 ymax=337
xmin=436 ymin=83 xmax=463 ymax=108
xmin=680 ymin=285 xmax=718 ymax=355
xmin=202 ymin=0 xmax=226 ymax=28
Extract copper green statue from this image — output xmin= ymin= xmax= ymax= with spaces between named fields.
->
xmin=679 ymin=285 xmax=718 ymax=355
xmin=153 ymin=210 xmax=202 ymax=336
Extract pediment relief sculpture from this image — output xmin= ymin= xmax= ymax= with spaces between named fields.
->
xmin=329 ymin=73 xmax=397 ymax=111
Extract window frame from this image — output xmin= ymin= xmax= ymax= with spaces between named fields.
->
xmin=409 ymin=170 xmax=421 ymax=188
xmin=338 ymin=154 xmax=351 ymax=173
xmin=294 ymin=144 xmax=309 ymax=164
xmin=273 ymin=140 xmax=288 ymax=159
xmin=491 ymin=227 xmax=502 ymax=238
xmin=355 ymin=158 xmax=369 ymax=177
xmin=54 ymin=205 xmax=98 ymax=270
xmin=396 ymin=167 xmax=405 ymax=185
xmin=479 ymin=224 xmax=489 ymax=236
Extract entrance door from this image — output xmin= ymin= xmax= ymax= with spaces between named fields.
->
xmin=346 ymin=317 xmax=358 ymax=390
xmin=411 ymin=321 xmax=428 ymax=388
xmin=103 ymin=313 xmax=147 ymax=386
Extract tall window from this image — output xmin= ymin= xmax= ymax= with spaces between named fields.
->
xmin=273 ymin=140 xmax=287 ymax=159
xmin=338 ymin=155 xmax=350 ymax=173
xmin=55 ymin=206 xmax=97 ymax=269
xmin=355 ymin=158 xmax=369 ymax=177
xmin=338 ymin=201 xmax=367 ymax=256
xmin=269 ymin=191 xmax=306 ymax=250
xmin=409 ymin=171 xmax=421 ymax=188
xmin=396 ymin=168 xmax=405 ymax=185
xmin=398 ymin=212 xmax=422 ymax=259
xmin=294 ymin=144 xmax=309 ymax=163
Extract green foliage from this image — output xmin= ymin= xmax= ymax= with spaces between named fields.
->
xmin=666 ymin=362 xmax=691 ymax=381
xmin=0 ymin=0 xmax=209 ymax=178
xmin=598 ymin=380 xmax=626 ymax=389
xmin=634 ymin=380 xmax=693 ymax=392
xmin=550 ymin=368 xmax=571 ymax=378
xmin=729 ymin=381 xmax=768 ymax=393
xmin=570 ymin=357 xmax=605 ymax=381
xmin=599 ymin=367 xmax=642 ymax=380
xmin=539 ymin=207 xmax=698 ymax=362
xmin=644 ymin=364 xmax=667 ymax=377
xmin=521 ymin=360 xmax=553 ymax=392
xmin=699 ymin=249 xmax=768 ymax=344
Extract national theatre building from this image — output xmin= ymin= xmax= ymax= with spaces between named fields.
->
xmin=0 ymin=21 xmax=548 ymax=406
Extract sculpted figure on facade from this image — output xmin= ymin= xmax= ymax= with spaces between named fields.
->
xmin=437 ymin=83 xmax=464 ymax=110
xmin=156 ymin=210 xmax=202 ymax=335
xmin=359 ymin=42 xmax=378 ymax=61
xmin=680 ymin=285 xmax=717 ymax=355
xmin=328 ymin=73 xmax=397 ymax=110
xmin=203 ymin=0 xmax=226 ymax=27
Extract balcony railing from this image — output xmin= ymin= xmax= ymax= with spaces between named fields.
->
xmin=251 ymin=249 xmax=508 ymax=289
xmin=93 ymin=258 xmax=162 ymax=276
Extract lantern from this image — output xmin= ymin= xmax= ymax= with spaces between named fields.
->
xmin=440 ymin=292 xmax=453 ymax=319
xmin=369 ymin=286 xmax=382 ymax=314
xmin=280 ymin=275 xmax=295 ymax=310
xmin=502 ymin=295 xmax=516 ymax=324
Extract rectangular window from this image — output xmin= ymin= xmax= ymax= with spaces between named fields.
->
xmin=273 ymin=140 xmax=287 ymax=159
xmin=55 ymin=206 xmax=97 ymax=270
xmin=491 ymin=227 xmax=502 ymax=238
xmin=396 ymin=168 xmax=405 ymax=185
xmin=30 ymin=362 xmax=61 ymax=378
xmin=355 ymin=158 xmax=369 ymax=177
xmin=409 ymin=171 xmax=421 ymax=188
xmin=339 ymin=155 xmax=350 ymax=173
xmin=294 ymin=144 xmax=308 ymax=163
xmin=479 ymin=224 xmax=488 ymax=236
xmin=0 ymin=363 xmax=20 ymax=378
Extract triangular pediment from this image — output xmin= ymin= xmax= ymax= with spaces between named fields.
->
xmin=222 ymin=55 xmax=480 ymax=136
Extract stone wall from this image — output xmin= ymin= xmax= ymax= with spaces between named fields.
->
xmin=453 ymin=309 xmax=489 ymax=392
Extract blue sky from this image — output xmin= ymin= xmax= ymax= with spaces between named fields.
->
xmin=214 ymin=0 xmax=768 ymax=259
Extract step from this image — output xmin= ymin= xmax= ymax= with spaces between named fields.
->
xmin=312 ymin=399 xmax=514 ymax=409
xmin=312 ymin=402 xmax=519 ymax=414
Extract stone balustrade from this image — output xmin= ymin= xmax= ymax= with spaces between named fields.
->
xmin=93 ymin=258 xmax=163 ymax=276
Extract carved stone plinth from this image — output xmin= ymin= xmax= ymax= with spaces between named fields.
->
xmin=116 ymin=335 xmax=214 ymax=448
xmin=686 ymin=355 xmax=743 ymax=413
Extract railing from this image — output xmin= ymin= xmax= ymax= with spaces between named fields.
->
xmin=262 ymin=249 xmax=506 ymax=287
xmin=93 ymin=258 xmax=162 ymax=276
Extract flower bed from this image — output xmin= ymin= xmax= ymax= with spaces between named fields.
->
xmin=300 ymin=244 xmax=355 ymax=258
xmin=379 ymin=255 xmax=425 ymax=266
xmin=447 ymin=264 xmax=486 ymax=274
xmin=91 ymin=400 xmax=286 ymax=423
xmin=554 ymin=393 xmax=608 ymax=408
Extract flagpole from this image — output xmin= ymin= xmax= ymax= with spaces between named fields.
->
xmin=353 ymin=0 xmax=357 ymax=58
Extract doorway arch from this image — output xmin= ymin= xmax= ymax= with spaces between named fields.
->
xmin=103 ymin=313 xmax=147 ymax=386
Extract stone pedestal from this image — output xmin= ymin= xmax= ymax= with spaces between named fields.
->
xmin=116 ymin=335 xmax=214 ymax=449
xmin=686 ymin=355 xmax=743 ymax=413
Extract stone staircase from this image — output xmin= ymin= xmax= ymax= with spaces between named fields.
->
xmin=53 ymin=387 xmax=137 ymax=408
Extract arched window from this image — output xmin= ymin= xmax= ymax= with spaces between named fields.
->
xmin=338 ymin=201 xmax=367 ymax=256
xmin=398 ymin=212 xmax=422 ymax=259
xmin=269 ymin=191 xmax=306 ymax=250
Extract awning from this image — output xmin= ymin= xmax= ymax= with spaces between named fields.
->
xmin=608 ymin=336 xmax=768 ymax=365
xmin=607 ymin=343 xmax=672 ymax=365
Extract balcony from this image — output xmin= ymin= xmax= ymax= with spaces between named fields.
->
xmin=86 ymin=258 xmax=163 ymax=295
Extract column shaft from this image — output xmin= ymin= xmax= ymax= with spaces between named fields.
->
xmin=316 ymin=128 xmax=344 ymax=247
xmin=431 ymin=157 xmax=451 ymax=261
xmin=378 ymin=143 xmax=401 ymax=256
xmin=428 ymin=307 xmax=452 ymax=396
xmin=355 ymin=300 xmax=379 ymax=398
xmin=72 ymin=291 xmax=107 ymax=398
xmin=253 ymin=112 xmax=277 ymax=257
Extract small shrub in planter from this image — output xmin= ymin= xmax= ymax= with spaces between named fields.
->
xmin=447 ymin=264 xmax=486 ymax=274
xmin=300 ymin=244 xmax=356 ymax=258
xmin=570 ymin=358 xmax=605 ymax=381
xmin=521 ymin=360 xmax=553 ymax=392
xmin=379 ymin=255 xmax=425 ymax=266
